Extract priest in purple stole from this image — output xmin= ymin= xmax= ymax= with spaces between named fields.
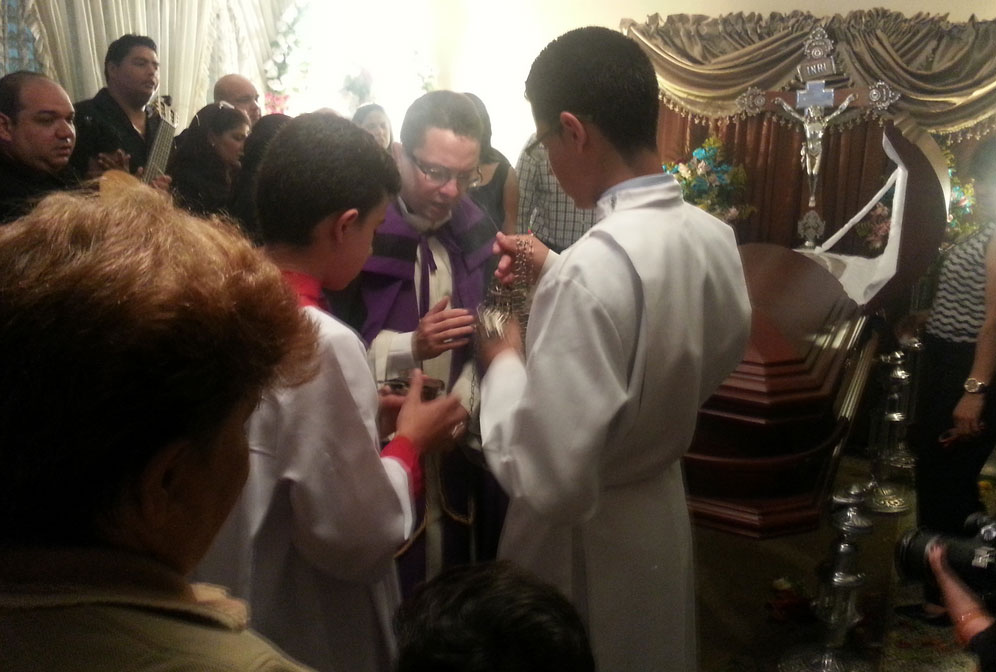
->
xmin=333 ymin=90 xmax=503 ymax=595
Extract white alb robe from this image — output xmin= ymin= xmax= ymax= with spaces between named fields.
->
xmin=481 ymin=174 xmax=752 ymax=672
xmin=197 ymin=307 xmax=414 ymax=672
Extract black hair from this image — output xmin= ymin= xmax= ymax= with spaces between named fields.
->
xmin=525 ymin=26 xmax=659 ymax=159
xmin=352 ymin=103 xmax=386 ymax=125
xmin=0 ymin=71 xmax=50 ymax=119
xmin=104 ymin=34 xmax=158 ymax=80
xmin=165 ymin=103 xmax=251 ymax=215
xmin=395 ymin=561 xmax=596 ymax=672
xmin=230 ymin=113 xmax=292 ymax=242
xmin=399 ymin=90 xmax=483 ymax=153
xmin=256 ymin=113 xmax=401 ymax=247
xmin=463 ymin=92 xmax=499 ymax=164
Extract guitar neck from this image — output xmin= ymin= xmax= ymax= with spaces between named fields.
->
xmin=141 ymin=106 xmax=176 ymax=184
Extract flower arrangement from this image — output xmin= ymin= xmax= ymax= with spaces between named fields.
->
xmin=855 ymin=200 xmax=892 ymax=253
xmin=665 ymin=136 xmax=754 ymax=224
xmin=942 ymin=147 xmax=978 ymax=249
xmin=853 ymin=145 xmax=981 ymax=256
xmin=263 ymin=0 xmax=307 ymax=113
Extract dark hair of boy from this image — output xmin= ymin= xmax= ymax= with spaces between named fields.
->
xmin=525 ymin=26 xmax=660 ymax=160
xmin=104 ymin=34 xmax=158 ymax=80
xmin=256 ymin=113 xmax=400 ymax=248
xmin=398 ymin=90 xmax=483 ymax=153
xmin=394 ymin=560 xmax=596 ymax=672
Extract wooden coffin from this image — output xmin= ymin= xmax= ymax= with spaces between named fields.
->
xmin=684 ymin=243 xmax=876 ymax=538
xmin=683 ymin=123 xmax=947 ymax=538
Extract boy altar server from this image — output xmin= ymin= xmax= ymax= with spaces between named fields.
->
xmin=478 ymin=26 xmax=753 ymax=672
xmin=198 ymin=113 xmax=465 ymax=672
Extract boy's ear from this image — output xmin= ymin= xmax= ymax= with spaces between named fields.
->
xmin=329 ymin=208 xmax=361 ymax=244
xmin=558 ymin=111 xmax=589 ymax=153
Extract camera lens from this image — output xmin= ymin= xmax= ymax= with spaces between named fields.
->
xmin=895 ymin=528 xmax=937 ymax=584
xmin=895 ymin=525 xmax=996 ymax=598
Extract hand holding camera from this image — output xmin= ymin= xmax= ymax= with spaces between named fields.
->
xmin=389 ymin=369 xmax=467 ymax=452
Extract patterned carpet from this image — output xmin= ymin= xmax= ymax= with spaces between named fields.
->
xmin=882 ymin=597 xmax=975 ymax=672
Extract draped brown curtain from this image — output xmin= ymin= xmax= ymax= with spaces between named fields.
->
xmin=626 ymin=10 xmax=996 ymax=248
xmin=658 ymin=110 xmax=888 ymax=250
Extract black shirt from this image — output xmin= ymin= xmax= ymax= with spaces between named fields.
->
xmin=70 ymin=88 xmax=161 ymax=176
xmin=0 ymin=153 xmax=79 ymax=224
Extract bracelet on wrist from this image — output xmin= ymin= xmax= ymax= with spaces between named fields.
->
xmin=956 ymin=608 xmax=985 ymax=625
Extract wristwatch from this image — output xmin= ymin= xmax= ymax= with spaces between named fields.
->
xmin=964 ymin=378 xmax=989 ymax=394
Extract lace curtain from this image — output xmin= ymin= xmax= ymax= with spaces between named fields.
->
xmin=622 ymin=9 xmax=996 ymax=140
xmin=24 ymin=0 xmax=292 ymax=127
xmin=2 ymin=0 xmax=42 ymax=76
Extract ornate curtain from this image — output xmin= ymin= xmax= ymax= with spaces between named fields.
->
xmin=25 ymin=0 xmax=292 ymax=127
xmin=623 ymin=10 xmax=996 ymax=247
xmin=623 ymin=10 xmax=996 ymax=139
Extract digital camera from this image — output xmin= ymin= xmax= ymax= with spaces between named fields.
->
xmin=895 ymin=513 xmax=996 ymax=598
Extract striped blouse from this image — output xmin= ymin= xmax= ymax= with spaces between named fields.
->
xmin=926 ymin=220 xmax=996 ymax=343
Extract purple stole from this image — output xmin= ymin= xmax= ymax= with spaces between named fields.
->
xmin=358 ymin=197 xmax=495 ymax=388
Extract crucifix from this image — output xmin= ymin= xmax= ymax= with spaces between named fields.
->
xmin=775 ymin=81 xmax=856 ymax=208
xmin=736 ymin=27 xmax=900 ymax=244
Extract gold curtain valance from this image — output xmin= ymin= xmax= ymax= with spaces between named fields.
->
xmin=621 ymin=9 xmax=996 ymax=140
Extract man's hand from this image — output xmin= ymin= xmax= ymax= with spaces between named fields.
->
xmin=413 ymin=296 xmax=475 ymax=361
xmin=395 ymin=370 xmax=469 ymax=451
xmin=96 ymin=149 xmax=131 ymax=174
xmin=136 ymin=168 xmax=172 ymax=193
xmin=493 ymin=232 xmax=549 ymax=286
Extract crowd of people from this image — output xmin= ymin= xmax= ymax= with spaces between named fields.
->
xmin=0 ymin=26 xmax=752 ymax=672
xmin=9 ymin=18 xmax=994 ymax=672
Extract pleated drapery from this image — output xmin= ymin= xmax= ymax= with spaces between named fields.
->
xmin=623 ymin=10 xmax=995 ymax=248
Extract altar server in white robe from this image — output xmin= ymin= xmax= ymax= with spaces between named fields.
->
xmin=196 ymin=114 xmax=466 ymax=672
xmin=478 ymin=27 xmax=752 ymax=672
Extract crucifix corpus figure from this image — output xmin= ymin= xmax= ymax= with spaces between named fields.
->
xmin=776 ymin=82 xmax=856 ymax=208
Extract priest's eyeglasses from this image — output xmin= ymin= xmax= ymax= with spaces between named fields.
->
xmin=408 ymin=153 xmax=482 ymax=190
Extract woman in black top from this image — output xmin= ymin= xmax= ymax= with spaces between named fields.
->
xmin=167 ymin=103 xmax=250 ymax=217
xmin=464 ymin=93 xmax=518 ymax=235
